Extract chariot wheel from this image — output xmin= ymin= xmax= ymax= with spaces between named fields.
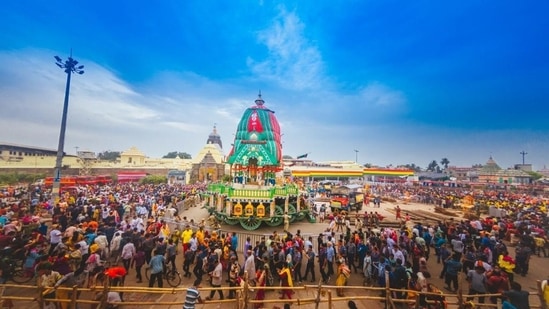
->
xmin=240 ymin=216 xmax=262 ymax=230
xmin=296 ymin=210 xmax=306 ymax=221
xmin=214 ymin=212 xmax=225 ymax=222
xmin=264 ymin=205 xmax=284 ymax=227
xmin=224 ymin=216 xmax=240 ymax=225
xmin=288 ymin=204 xmax=297 ymax=223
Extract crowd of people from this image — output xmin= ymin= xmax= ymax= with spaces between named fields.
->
xmin=0 ymin=181 xmax=548 ymax=309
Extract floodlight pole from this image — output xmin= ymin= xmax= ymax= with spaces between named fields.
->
xmin=520 ymin=150 xmax=527 ymax=165
xmin=354 ymin=149 xmax=359 ymax=163
xmin=51 ymin=53 xmax=84 ymax=204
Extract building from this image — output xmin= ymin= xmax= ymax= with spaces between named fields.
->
xmin=447 ymin=166 xmax=478 ymax=182
xmin=206 ymin=125 xmax=223 ymax=149
xmin=477 ymin=156 xmax=532 ymax=185
xmin=0 ymin=142 xmax=75 ymax=172
xmin=189 ymin=140 xmax=226 ymax=183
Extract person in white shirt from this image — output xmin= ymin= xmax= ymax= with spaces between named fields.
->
xmin=94 ymin=232 xmax=110 ymax=260
xmin=121 ymin=240 xmax=136 ymax=273
xmin=130 ymin=215 xmax=145 ymax=232
xmin=244 ymin=250 xmax=257 ymax=283
xmin=363 ymin=251 xmax=373 ymax=285
xmin=387 ymin=236 xmax=396 ymax=251
xmin=304 ymin=237 xmax=313 ymax=251
xmin=77 ymin=239 xmax=89 ymax=256
xmin=206 ymin=259 xmax=224 ymax=300
xmin=49 ymin=225 xmax=63 ymax=256
xmin=109 ymin=232 xmax=122 ymax=262
xmin=393 ymin=246 xmax=406 ymax=266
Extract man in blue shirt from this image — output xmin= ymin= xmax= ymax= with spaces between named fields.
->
xmin=444 ymin=254 xmax=462 ymax=292
xmin=148 ymin=250 xmax=165 ymax=288
xmin=183 ymin=279 xmax=204 ymax=309
xmin=326 ymin=242 xmax=335 ymax=279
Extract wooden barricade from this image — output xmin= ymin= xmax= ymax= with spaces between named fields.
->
xmin=0 ymin=281 xmax=545 ymax=309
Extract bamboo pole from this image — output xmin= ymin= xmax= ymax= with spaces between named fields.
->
xmin=537 ymin=280 xmax=547 ymax=309
xmin=314 ymin=279 xmax=322 ymax=309
xmin=385 ymin=270 xmax=397 ymax=309
xmin=0 ymin=283 xmax=544 ymax=309
xmin=98 ymin=281 xmax=109 ymax=309
xmin=36 ymin=285 xmax=44 ymax=309
xmin=70 ymin=285 xmax=78 ymax=309
xmin=457 ymin=289 xmax=464 ymax=309
xmin=327 ymin=289 xmax=332 ymax=309
xmin=243 ymin=270 xmax=249 ymax=309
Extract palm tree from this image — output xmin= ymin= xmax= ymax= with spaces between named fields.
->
xmin=403 ymin=163 xmax=422 ymax=172
xmin=427 ymin=160 xmax=439 ymax=172
xmin=440 ymin=158 xmax=450 ymax=170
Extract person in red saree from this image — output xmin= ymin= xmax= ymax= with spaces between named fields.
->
xmin=278 ymin=262 xmax=294 ymax=300
xmin=254 ymin=265 xmax=267 ymax=309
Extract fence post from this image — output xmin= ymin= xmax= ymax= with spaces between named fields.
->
xmin=70 ymin=285 xmax=78 ymax=309
xmin=98 ymin=281 xmax=110 ymax=309
xmin=36 ymin=285 xmax=45 ymax=309
xmin=537 ymin=280 xmax=547 ymax=309
xmin=314 ymin=280 xmax=322 ymax=309
xmin=243 ymin=270 xmax=249 ymax=309
xmin=457 ymin=289 xmax=464 ymax=309
xmin=0 ymin=285 xmax=13 ymax=309
xmin=385 ymin=270 xmax=395 ymax=309
xmin=327 ymin=290 xmax=332 ymax=308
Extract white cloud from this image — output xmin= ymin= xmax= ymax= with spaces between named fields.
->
xmin=358 ymin=82 xmax=406 ymax=107
xmin=0 ymin=49 xmax=229 ymax=156
xmin=248 ymin=6 xmax=326 ymax=91
xmin=1 ymin=45 xmax=541 ymax=169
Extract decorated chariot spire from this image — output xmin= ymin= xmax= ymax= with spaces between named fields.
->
xmin=254 ymin=90 xmax=265 ymax=107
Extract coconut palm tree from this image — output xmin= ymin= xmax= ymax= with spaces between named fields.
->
xmin=427 ymin=160 xmax=439 ymax=172
xmin=440 ymin=158 xmax=450 ymax=170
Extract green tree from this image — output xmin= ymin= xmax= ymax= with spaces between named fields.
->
xmin=526 ymin=171 xmax=543 ymax=181
xmin=426 ymin=160 xmax=440 ymax=172
xmin=363 ymin=163 xmax=373 ymax=168
xmin=403 ymin=163 xmax=422 ymax=172
xmin=163 ymin=151 xmax=192 ymax=159
xmin=0 ymin=172 xmax=45 ymax=185
xmin=282 ymin=155 xmax=293 ymax=160
xmin=140 ymin=175 xmax=167 ymax=184
xmin=97 ymin=151 xmax=121 ymax=161
xmin=440 ymin=158 xmax=450 ymax=169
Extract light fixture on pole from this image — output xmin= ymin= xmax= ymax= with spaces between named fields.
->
xmin=51 ymin=52 xmax=84 ymax=204
xmin=520 ymin=150 xmax=527 ymax=165
xmin=354 ymin=149 xmax=359 ymax=163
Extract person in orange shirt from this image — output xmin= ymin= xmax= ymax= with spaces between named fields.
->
xmin=88 ymin=220 xmax=99 ymax=232
xmin=196 ymin=226 xmax=205 ymax=245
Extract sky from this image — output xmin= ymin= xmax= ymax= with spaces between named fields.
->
xmin=1 ymin=1 xmax=548 ymax=170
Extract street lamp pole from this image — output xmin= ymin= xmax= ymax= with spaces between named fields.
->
xmin=51 ymin=53 xmax=84 ymax=203
xmin=354 ymin=149 xmax=359 ymax=163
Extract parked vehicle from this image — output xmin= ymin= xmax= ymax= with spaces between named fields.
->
xmin=330 ymin=184 xmax=364 ymax=212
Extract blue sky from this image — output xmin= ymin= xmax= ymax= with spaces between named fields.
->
xmin=1 ymin=1 xmax=548 ymax=170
